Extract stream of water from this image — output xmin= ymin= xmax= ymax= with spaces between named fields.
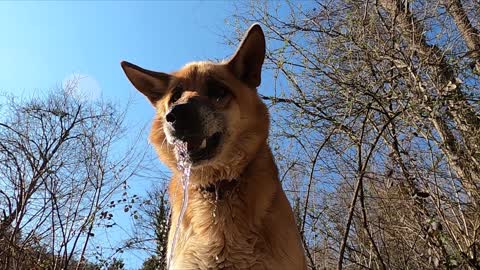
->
xmin=167 ymin=141 xmax=192 ymax=270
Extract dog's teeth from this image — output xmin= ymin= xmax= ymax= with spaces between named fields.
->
xmin=200 ymin=139 xmax=207 ymax=149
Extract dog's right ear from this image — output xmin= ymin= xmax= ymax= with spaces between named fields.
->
xmin=227 ymin=24 xmax=266 ymax=88
xmin=121 ymin=61 xmax=171 ymax=104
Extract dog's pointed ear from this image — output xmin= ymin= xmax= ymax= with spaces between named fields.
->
xmin=121 ymin=61 xmax=171 ymax=104
xmin=227 ymin=24 xmax=265 ymax=88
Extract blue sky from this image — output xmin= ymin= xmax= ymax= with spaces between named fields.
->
xmin=0 ymin=1 xmax=236 ymax=101
xmin=0 ymin=1 xmax=243 ymax=269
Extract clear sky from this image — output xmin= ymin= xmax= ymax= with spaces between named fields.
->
xmin=0 ymin=1 xmax=236 ymax=102
xmin=0 ymin=1 xmax=242 ymax=269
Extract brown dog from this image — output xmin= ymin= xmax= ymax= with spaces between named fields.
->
xmin=121 ymin=24 xmax=306 ymax=270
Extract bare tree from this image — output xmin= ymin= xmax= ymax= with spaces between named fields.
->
xmin=0 ymin=82 xmax=145 ymax=270
xmin=229 ymin=0 xmax=480 ymax=269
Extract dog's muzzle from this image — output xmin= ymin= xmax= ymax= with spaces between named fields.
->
xmin=165 ymin=100 xmax=223 ymax=162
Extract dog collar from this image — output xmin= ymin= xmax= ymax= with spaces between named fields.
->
xmin=196 ymin=179 xmax=240 ymax=201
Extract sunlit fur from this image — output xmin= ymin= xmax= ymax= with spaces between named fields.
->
xmin=150 ymin=61 xmax=269 ymax=184
xmin=144 ymin=60 xmax=307 ymax=269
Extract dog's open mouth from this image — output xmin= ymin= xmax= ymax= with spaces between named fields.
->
xmin=177 ymin=132 xmax=222 ymax=162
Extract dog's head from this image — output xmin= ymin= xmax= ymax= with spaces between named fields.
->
xmin=121 ymin=24 xmax=269 ymax=182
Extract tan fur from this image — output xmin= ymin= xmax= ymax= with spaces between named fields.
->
xmin=122 ymin=26 xmax=306 ymax=270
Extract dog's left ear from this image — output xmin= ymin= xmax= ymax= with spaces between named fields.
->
xmin=227 ymin=24 xmax=266 ymax=88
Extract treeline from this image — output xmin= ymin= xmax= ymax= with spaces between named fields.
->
xmin=229 ymin=0 xmax=480 ymax=269
xmin=0 ymin=86 xmax=163 ymax=270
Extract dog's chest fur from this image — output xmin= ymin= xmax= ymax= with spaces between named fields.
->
xmin=170 ymin=182 xmax=272 ymax=270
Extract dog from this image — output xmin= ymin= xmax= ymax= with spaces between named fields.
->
xmin=121 ymin=24 xmax=307 ymax=270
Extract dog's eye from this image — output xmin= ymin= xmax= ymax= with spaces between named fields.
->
xmin=170 ymin=86 xmax=183 ymax=103
xmin=208 ymin=87 xmax=228 ymax=102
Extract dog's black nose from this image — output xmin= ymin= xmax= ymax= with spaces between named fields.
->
xmin=166 ymin=103 xmax=202 ymax=137
xmin=165 ymin=110 xmax=176 ymax=123
xmin=166 ymin=103 xmax=193 ymax=124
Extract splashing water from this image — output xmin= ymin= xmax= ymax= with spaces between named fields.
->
xmin=167 ymin=141 xmax=192 ymax=270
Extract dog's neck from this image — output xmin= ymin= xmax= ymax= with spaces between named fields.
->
xmin=173 ymin=142 xmax=275 ymax=204
xmin=193 ymin=178 xmax=240 ymax=201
